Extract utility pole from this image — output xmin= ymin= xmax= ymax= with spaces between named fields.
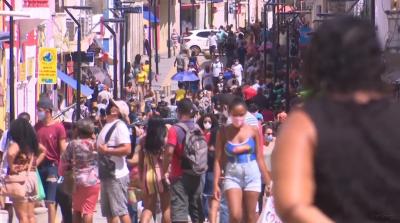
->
xmin=191 ymin=0 xmax=195 ymax=29
xmin=263 ymin=3 xmax=267 ymax=78
xmin=180 ymin=1 xmax=183 ymax=36
xmin=64 ymin=6 xmax=92 ymax=121
xmin=168 ymin=0 xmax=172 ymax=58
xmin=3 ymin=0 xmax=14 ymax=122
xmin=247 ymin=0 xmax=250 ymax=27
xmin=148 ymin=0 xmax=152 ymax=88
xmin=211 ymin=0 xmax=214 ymax=27
xmin=204 ymin=0 xmax=207 ymax=29
xmin=154 ymin=0 xmax=159 ymax=76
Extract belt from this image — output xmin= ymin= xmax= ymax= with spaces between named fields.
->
xmin=227 ymin=154 xmax=256 ymax=164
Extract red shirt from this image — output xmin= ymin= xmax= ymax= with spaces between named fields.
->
xmin=35 ymin=122 xmax=67 ymax=164
xmin=167 ymin=121 xmax=195 ymax=180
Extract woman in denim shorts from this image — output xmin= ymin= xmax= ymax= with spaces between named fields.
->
xmin=213 ymin=98 xmax=270 ymax=223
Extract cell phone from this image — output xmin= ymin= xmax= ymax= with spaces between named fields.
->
xmin=57 ymin=176 xmax=64 ymax=184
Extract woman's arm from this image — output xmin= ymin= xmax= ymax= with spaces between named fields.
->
xmin=272 ymin=110 xmax=333 ymax=223
xmin=213 ymin=128 xmax=225 ymax=201
xmin=253 ymin=126 xmax=271 ymax=186
xmin=36 ymin=143 xmax=47 ymax=167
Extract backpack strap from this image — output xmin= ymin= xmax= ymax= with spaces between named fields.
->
xmin=105 ymin=121 xmax=120 ymax=144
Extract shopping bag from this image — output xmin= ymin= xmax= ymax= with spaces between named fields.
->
xmin=36 ymin=170 xmax=45 ymax=201
xmin=257 ymin=196 xmax=282 ymax=223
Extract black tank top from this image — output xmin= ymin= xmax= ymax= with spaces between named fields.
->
xmin=304 ymin=97 xmax=400 ymax=223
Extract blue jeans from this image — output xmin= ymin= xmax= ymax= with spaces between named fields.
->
xmin=128 ymin=203 xmax=138 ymax=223
xmin=219 ymin=194 xmax=229 ymax=223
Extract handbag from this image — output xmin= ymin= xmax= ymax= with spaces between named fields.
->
xmin=60 ymin=145 xmax=76 ymax=196
xmin=98 ymin=121 xmax=120 ymax=180
xmin=257 ymin=196 xmax=283 ymax=223
xmin=36 ymin=170 xmax=45 ymax=200
xmin=0 ymin=156 xmax=34 ymax=200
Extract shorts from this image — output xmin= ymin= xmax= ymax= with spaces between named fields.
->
xmin=10 ymin=171 xmax=37 ymax=203
xmin=38 ymin=162 xmax=59 ymax=203
xmin=171 ymin=174 xmax=204 ymax=222
xmin=100 ymin=175 xmax=129 ymax=218
xmin=223 ymin=160 xmax=261 ymax=192
xmin=72 ymin=184 xmax=100 ymax=214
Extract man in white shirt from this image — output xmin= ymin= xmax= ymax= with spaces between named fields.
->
xmin=231 ymin=59 xmax=244 ymax=86
xmin=211 ymin=56 xmax=224 ymax=87
xmin=97 ymin=100 xmax=132 ymax=223
xmin=207 ymin=31 xmax=218 ymax=57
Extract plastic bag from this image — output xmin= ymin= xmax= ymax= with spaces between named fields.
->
xmin=257 ymin=196 xmax=282 ymax=223
xmin=36 ymin=170 xmax=46 ymax=201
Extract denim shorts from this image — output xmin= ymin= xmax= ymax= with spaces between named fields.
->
xmin=38 ymin=162 xmax=59 ymax=203
xmin=223 ymin=160 xmax=261 ymax=192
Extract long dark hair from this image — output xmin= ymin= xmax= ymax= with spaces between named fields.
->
xmin=197 ymin=113 xmax=219 ymax=146
xmin=144 ymin=116 xmax=166 ymax=155
xmin=9 ymin=118 xmax=39 ymax=156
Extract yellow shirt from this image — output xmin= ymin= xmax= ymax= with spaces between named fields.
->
xmin=175 ymin=89 xmax=186 ymax=102
xmin=137 ymin=71 xmax=147 ymax=84
xmin=143 ymin=64 xmax=150 ymax=75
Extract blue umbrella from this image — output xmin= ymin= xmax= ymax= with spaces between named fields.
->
xmin=171 ymin=71 xmax=199 ymax=82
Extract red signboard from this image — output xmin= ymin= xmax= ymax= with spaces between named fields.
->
xmin=23 ymin=0 xmax=48 ymax=7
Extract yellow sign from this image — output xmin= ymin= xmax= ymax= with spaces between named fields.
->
xmin=38 ymin=48 xmax=57 ymax=84
xmin=27 ymin=58 xmax=35 ymax=77
xmin=19 ymin=62 xmax=26 ymax=82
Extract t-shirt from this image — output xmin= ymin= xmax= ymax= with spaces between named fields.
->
xmin=212 ymin=62 xmax=223 ymax=77
xmin=96 ymin=120 xmax=131 ymax=179
xmin=175 ymin=89 xmax=186 ymax=102
xmin=143 ymin=64 xmax=150 ymax=75
xmin=167 ymin=120 xmax=195 ymax=179
xmin=35 ymin=122 xmax=67 ymax=164
xmin=231 ymin=64 xmax=243 ymax=78
xmin=137 ymin=71 xmax=147 ymax=84
xmin=208 ymin=35 xmax=218 ymax=47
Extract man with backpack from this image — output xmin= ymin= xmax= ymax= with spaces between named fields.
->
xmin=163 ymin=98 xmax=208 ymax=223
xmin=96 ymin=99 xmax=132 ymax=223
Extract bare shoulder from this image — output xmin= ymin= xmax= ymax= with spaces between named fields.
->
xmin=275 ymin=109 xmax=317 ymax=152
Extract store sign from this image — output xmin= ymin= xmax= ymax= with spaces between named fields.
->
xmin=23 ymin=0 xmax=49 ymax=7
xmin=19 ymin=63 xmax=26 ymax=82
xmin=38 ymin=48 xmax=57 ymax=84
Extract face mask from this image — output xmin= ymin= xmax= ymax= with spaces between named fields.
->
xmin=235 ymin=62 xmax=239 ymax=65
xmin=37 ymin=111 xmax=46 ymax=121
xmin=266 ymin=135 xmax=274 ymax=142
xmin=203 ymin=122 xmax=212 ymax=130
xmin=231 ymin=116 xmax=245 ymax=128
xmin=216 ymin=59 xmax=220 ymax=62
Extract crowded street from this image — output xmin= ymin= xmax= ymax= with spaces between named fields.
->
xmin=1 ymin=0 xmax=400 ymax=223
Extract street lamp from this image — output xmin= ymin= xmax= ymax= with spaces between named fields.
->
xmin=64 ymin=5 xmax=92 ymax=121
xmin=102 ymin=18 xmax=125 ymax=99
xmin=2 ymin=1 xmax=32 ymax=122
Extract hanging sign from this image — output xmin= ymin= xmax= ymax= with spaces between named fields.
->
xmin=38 ymin=47 xmax=57 ymax=84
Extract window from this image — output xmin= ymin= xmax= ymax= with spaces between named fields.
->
xmin=197 ymin=32 xmax=210 ymax=38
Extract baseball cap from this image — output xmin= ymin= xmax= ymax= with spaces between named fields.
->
xmin=37 ymin=97 xmax=54 ymax=111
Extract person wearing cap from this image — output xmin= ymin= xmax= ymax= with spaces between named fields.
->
xmin=35 ymin=97 xmax=69 ymax=223
xmin=96 ymin=100 xmax=132 ymax=223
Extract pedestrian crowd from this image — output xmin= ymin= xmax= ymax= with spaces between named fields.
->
xmin=1 ymin=15 xmax=399 ymax=223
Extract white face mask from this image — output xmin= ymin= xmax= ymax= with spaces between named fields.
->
xmin=203 ymin=122 xmax=212 ymax=130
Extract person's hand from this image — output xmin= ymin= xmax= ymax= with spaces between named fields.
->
xmin=213 ymin=185 xmax=221 ymax=201
xmin=97 ymin=144 xmax=108 ymax=154
xmin=264 ymin=182 xmax=273 ymax=197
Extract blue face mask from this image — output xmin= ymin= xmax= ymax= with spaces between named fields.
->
xmin=265 ymin=135 xmax=274 ymax=142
